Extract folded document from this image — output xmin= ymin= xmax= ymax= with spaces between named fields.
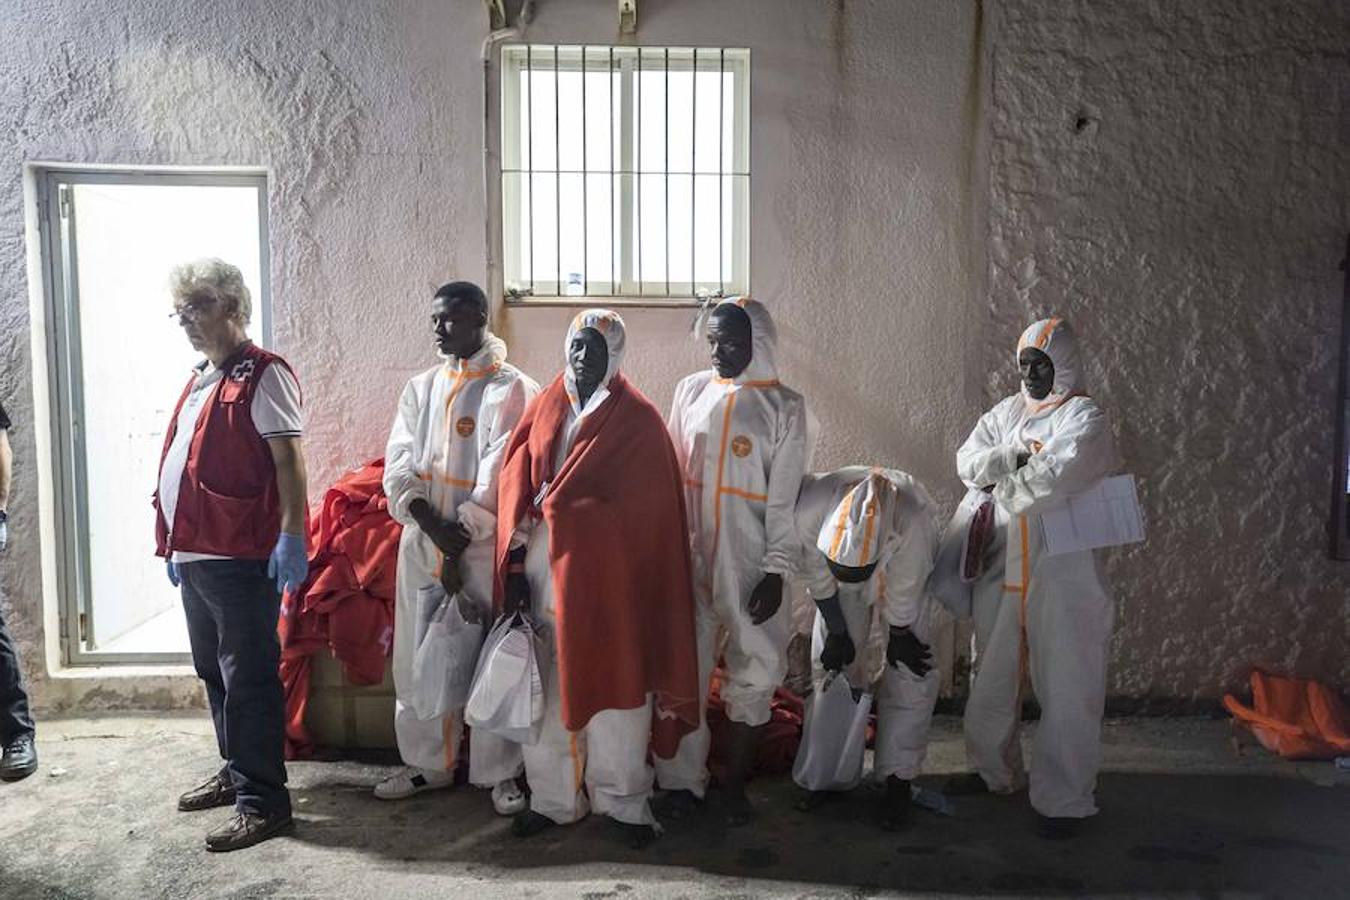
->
xmin=1040 ymin=474 xmax=1145 ymax=556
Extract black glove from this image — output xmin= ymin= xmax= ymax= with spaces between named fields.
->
xmin=503 ymin=573 xmax=529 ymax=616
xmin=819 ymin=632 xmax=856 ymax=673
xmin=886 ymin=626 xmax=933 ymax=677
xmin=439 ymin=558 xmax=464 ymax=596
xmin=503 ymin=546 xmax=530 ymax=616
xmin=747 ymin=572 xmax=784 ymax=625
xmin=411 ymin=499 xmax=472 ymax=561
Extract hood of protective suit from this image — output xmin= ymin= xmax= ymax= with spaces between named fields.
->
xmin=695 ymin=295 xmax=780 ymax=384
xmin=441 ymin=331 xmax=507 ymax=371
xmin=1016 ymin=317 xmax=1082 ymax=415
xmin=563 ymin=307 xmax=627 ymax=399
xmin=817 ymin=469 xmax=903 ymax=569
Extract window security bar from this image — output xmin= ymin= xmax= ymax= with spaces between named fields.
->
xmin=500 ymin=45 xmax=750 ymax=301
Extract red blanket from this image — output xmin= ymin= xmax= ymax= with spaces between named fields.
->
xmin=495 ymin=373 xmax=701 ymax=758
xmin=279 ymin=459 xmax=402 ymax=759
xmin=706 ymin=671 xmax=805 ymax=780
xmin=1224 ymin=670 xmax=1350 ymax=760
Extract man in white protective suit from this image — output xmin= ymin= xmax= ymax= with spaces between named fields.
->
xmin=792 ymin=467 xmax=943 ymax=829
xmin=376 ymin=281 xmax=539 ymax=813
xmin=495 ymin=309 xmax=701 ymax=850
xmin=656 ymin=296 xmax=810 ymax=825
xmin=950 ymin=316 xmax=1121 ymax=839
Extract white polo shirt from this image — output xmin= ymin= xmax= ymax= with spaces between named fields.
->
xmin=159 ymin=359 xmax=303 ymax=563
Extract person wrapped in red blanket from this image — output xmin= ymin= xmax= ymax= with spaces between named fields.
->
xmin=494 ymin=309 xmax=700 ymax=847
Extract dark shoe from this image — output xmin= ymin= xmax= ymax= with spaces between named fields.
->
xmin=942 ymin=772 xmax=990 ymax=796
xmin=612 ymin=819 xmax=658 ymax=850
xmin=794 ymin=789 xmax=832 ymax=812
xmin=654 ymin=788 xmax=703 ymax=820
xmin=722 ymin=783 xmax=754 ymax=827
xmin=880 ymin=776 xmax=912 ymax=831
xmin=1036 ymin=813 xmax=1085 ymax=840
xmin=178 ymin=773 xmax=237 ymax=811
xmin=511 ymin=809 xmax=556 ymax=838
xmin=0 ymin=734 xmax=37 ymax=781
xmin=204 ymin=810 xmax=294 ymax=852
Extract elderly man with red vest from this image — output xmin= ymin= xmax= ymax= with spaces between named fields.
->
xmin=154 ymin=258 xmax=309 ymax=853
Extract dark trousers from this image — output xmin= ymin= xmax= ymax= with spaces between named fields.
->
xmin=180 ymin=559 xmax=290 ymax=816
xmin=0 ymin=603 xmax=35 ymax=744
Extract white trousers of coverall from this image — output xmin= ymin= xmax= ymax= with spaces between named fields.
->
xmin=391 ymin=529 xmax=523 ymax=784
xmin=963 ymin=544 xmax=1113 ymax=818
xmin=520 ymin=522 xmax=656 ymax=826
xmin=653 ymin=578 xmax=793 ymax=797
xmin=810 ymin=593 xmax=940 ymax=782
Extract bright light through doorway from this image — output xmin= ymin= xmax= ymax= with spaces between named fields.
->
xmin=62 ymin=179 xmax=266 ymax=657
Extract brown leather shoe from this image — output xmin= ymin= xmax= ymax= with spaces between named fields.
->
xmin=178 ymin=773 xmax=237 ymax=812
xmin=204 ymin=810 xmax=294 ymax=852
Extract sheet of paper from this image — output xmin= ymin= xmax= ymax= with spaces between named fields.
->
xmin=1039 ymin=474 xmax=1145 ymax=556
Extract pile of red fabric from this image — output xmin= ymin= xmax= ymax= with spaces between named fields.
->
xmin=705 ymin=669 xmax=806 ymax=780
xmin=279 ymin=459 xmax=402 ymax=759
xmin=1224 ymin=670 xmax=1350 ymax=760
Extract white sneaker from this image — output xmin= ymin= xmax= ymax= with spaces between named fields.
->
xmin=373 ymin=767 xmax=455 ymax=801
xmin=491 ymin=778 xmax=527 ymax=816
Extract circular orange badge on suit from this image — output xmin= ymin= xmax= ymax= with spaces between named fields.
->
xmin=731 ymin=435 xmax=753 ymax=458
xmin=455 ymin=416 xmax=476 ymax=438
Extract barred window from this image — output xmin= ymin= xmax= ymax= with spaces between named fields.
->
xmin=500 ymin=45 xmax=750 ymax=301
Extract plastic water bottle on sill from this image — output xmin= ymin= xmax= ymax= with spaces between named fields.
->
xmin=565 ymin=272 xmax=584 ymax=297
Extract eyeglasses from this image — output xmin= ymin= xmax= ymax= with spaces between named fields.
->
xmin=170 ymin=296 xmax=219 ymax=323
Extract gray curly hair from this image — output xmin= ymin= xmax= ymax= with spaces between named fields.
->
xmin=169 ymin=258 xmax=252 ymax=325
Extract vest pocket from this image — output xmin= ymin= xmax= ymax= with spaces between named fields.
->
xmin=197 ymin=484 xmax=271 ymax=552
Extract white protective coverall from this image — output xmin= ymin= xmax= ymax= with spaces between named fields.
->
xmin=956 ymin=317 xmax=1120 ymax=818
xmin=516 ymin=309 xmax=660 ymax=827
xmin=384 ymin=334 xmax=539 ymax=780
xmin=656 ymin=296 xmax=810 ymax=797
xmin=795 ymin=467 xmax=943 ymax=782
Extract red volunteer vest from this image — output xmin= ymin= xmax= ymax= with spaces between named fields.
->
xmin=154 ymin=342 xmax=298 ymax=560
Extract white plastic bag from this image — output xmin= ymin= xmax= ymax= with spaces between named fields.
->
xmin=464 ymin=613 xmax=546 ymax=745
xmin=792 ymin=674 xmax=873 ymax=792
xmin=926 ymin=487 xmax=992 ymax=619
xmin=409 ymin=591 xmax=485 ymax=720
xmin=412 ymin=584 xmax=443 ymax=653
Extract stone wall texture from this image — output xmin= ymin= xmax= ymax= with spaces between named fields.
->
xmin=0 ymin=0 xmax=1345 ymax=710
xmin=986 ymin=0 xmax=1350 ymax=699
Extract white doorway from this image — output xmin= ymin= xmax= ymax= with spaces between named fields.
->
xmin=37 ymin=169 xmax=270 ymax=664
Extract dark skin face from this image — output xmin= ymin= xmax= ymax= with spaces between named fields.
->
xmin=826 ymin=558 xmax=879 ymax=585
xmin=568 ymin=327 xmax=609 ymax=406
xmin=1019 ymin=347 xmax=1055 ymax=401
xmin=433 ymin=295 xmax=487 ymax=359
xmin=706 ymin=305 xmax=753 ymax=379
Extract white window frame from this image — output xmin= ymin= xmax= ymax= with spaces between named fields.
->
xmin=498 ymin=45 xmax=750 ymax=305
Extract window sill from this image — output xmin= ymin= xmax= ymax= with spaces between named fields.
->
xmin=49 ymin=662 xmax=198 ymax=679
xmin=502 ymin=296 xmax=707 ymax=310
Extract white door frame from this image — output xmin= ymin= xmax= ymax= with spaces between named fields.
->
xmin=34 ymin=166 xmax=270 ymax=666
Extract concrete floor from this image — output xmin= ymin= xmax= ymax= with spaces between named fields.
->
xmin=0 ymin=714 xmax=1346 ymax=899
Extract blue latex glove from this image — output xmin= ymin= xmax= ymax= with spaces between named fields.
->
xmin=166 ymin=559 xmax=180 ymax=588
xmin=267 ymin=532 xmax=308 ymax=595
